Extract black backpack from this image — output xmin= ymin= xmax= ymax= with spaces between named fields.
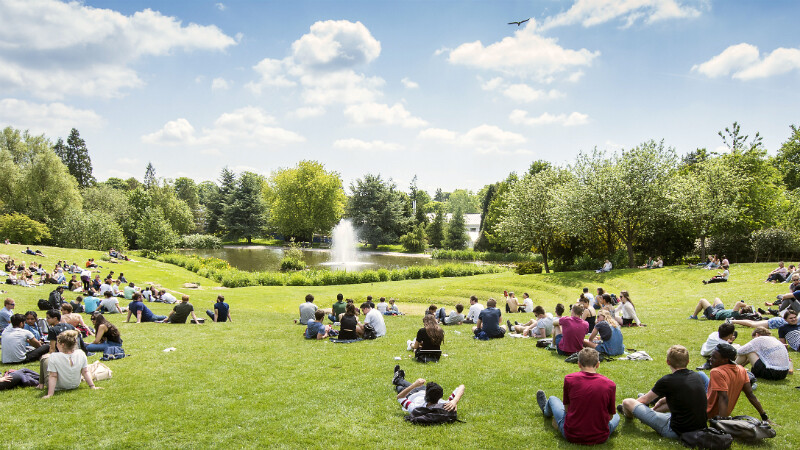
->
xmin=680 ymin=427 xmax=733 ymax=449
xmin=37 ymin=299 xmax=50 ymax=311
xmin=710 ymin=416 xmax=776 ymax=442
xmin=404 ymin=404 xmax=459 ymax=425
xmin=362 ymin=323 xmax=377 ymax=340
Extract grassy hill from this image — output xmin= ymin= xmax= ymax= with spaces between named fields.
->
xmin=1 ymin=243 xmax=797 ymax=448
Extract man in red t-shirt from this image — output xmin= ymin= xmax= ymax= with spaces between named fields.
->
xmin=536 ymin=348 xmax=619 ymax=444
xmin=552 ymin=304 xmax=589 ymax=356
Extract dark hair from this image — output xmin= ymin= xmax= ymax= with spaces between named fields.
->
xmin=46 ymin=309 xmax=61 ymax=320
xmin=428 ymin=304 xmax=437 ymax=312
xmin=424 ymin=382 xmax=444 ymax=404
xmin=718 ymin=323 xmax=736 ymax=339
xmin=337 ymin=293 xmax=343 ymax=301
xmin=533 ymin=306 xmax=545 ymax=316
xmin=104 ymin=291 xmax=113 ymax=298
xmin=715 ymin=343 xmax=738 ymax=363
xmin=555 ymin=303 xmax=565 ymax=316
xmin=360 ymin=302 xmax=371 ymax=309
xmin=345 ymin=303 xmax=357 ymax=316
xmin=470 ymin=295 xmax=478 ymax=303
xmin=456 ymin=304 xmax=464 ymax=313
xmin=423 ymin=314 xmax=444 ymax=346
xmin=10 ymin=313 xmax=25 ymax=327
xmin=367 ymin=295 xmax=373 ymax=301
xmin=305 ymin=294 xmax=314 ymax=302
xmin=314 ymin=310 xmax=325 ymax=320
xmin=91 ymin=312 xmax=121 ymax=342
xmin=25 ymin=311 xmax=37 ymax=319
xmin=582 ymin=287 xmax=589 ymax=293
xmin=217 ymin=295 xmax=225 ymax=302
xmin=597 ymin=287 xmax=605 ymax=296
xmin=132 ymin=292 xmax=142 ymax=301
xmin=487 ymin=298 xmax=497 ymax=308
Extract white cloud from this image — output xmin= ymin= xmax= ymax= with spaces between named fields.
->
xmin=245 ymin=58 xmax=296 ymax=93
xmin=418 ymin=127 xmax=458 ymax=142
xmin=0 ymin=0 xmax=237 ymax=100
xmin=418 ymin=124 xmax=526 ymax=154
xmin=509 ymin=110 xmax=590 ymax=126
xmin=344 ymin=102 xmax=427 ymax=128
xmin=401 ymin=77 xmax=419 ymax=89
xmin=215 ymin=3 xmax=226 ymax=11
xmin=116 ymin=157 xmax=139 ymax=165
xmin=567 ymin=71 xmax=585 ymax=82
xmin=291 ymin=20 xmax=380 ymax=71
xmin=693 ymin=43 xmax=800 ymax=80
xmin=447 ymin=26 xmax=599 ymax=81
xmin=107 ymin=169 xmax=136 ymax=179
xmin=211 ymin=77 xmax=231 ymax=90
xmin=541 ymin=0 xmax=702 ymax=30
xmin=480 ymin=77 xmax=563 ymax=102
xmin=333 ymin=138 xmax=402 ymax=151
xmin=290 ymin=106 xmax=325 ymax=119
xmin=201 ymin=148 xmax=222 ymax=156
xmin=142 ymin=107 xmax=304 ymax=147
xmin=0 ymin=98 xmax=103 ymax=137
xmin=480 ymin=77 xmax=505 ymax=91
xmin=299 ymin=70 xmax=384 ymax=105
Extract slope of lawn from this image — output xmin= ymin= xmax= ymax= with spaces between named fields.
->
xmin=0 ymin=243 xmax=797 ymax=449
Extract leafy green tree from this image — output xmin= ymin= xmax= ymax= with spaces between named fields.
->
xmin=775 ymin=125 xmax=800 ymax=191
xmin=143 ymin=162 xmax=157 ymax=189
xmin=103 ymin=177 xmax=128 ymax=191
xmin=53 ymin=128 xmax=95 ymax=188
xmin=408 ymin=175 xmax=431 ymax=225
xmin=480 ymin=177 xmax=515 ymax=252
xmin=497 ymin=168 xmax=571 ymax=273
xmin=125 ymin=177 xmax=142 ymax=191
xmin=445 ymin=207 xmax=468 ymax=250
xmin=0 ymin=213 xmax=50 ymax=243
xmin=173 ymin=177 xmax=200 ymax=211
xmin=527 ymin=159 xmax=552 ymax=176
xmin=426 ymin=204 xmax=446 ymax=249
xmin=224 ymin=172 xmax=268 ymax=244
xmin=205 ymin=167 xmax=236 ymax=235
xmin=446 ymin=189 xmax=480 ymax=214
xmin=433 ymin=188 xmax=448 ymax=202
xmin=135 ymin=208 xmax=178 ymax=253
xmin=347 ymin=174 xmax=407 ymax=248
xmin=266 ymin=161 xmax=346 ymax=241
xmin=399 ymin=223 xmax=428 ymax=253
xmin=52 ymin=210 xmax=126 ymax=250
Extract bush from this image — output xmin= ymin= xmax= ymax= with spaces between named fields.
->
xmin=422 ymin=266 xmax=442 ymax=279
xmin=280 ymin=257 xmax=306 ymax=271
xmin=751 ymin=228 xmax=798 ymax=262
xmin=431 ymin=249 xmax=540 ymax=262
xmin=405 ymin=266 xmax=423 ymax=279
xmin=179 ymin=234 xmax=222 ymax=249
xmin=51 ymin=210 xmax=125 ymax=251
xmin=255 ymin=271 xmax=286 ymax=286
xmin=398 ymin=224 xmax=428 ymax=253
xmin=377 ymin=268 xmax=390 ymax=282
xmin=359 ymin=270 xmax=380 ymax=283
xmin=284 ymin=240 xmax=304 ymax=261
xmin=389 ymin=270 xmax=406 ymax=281
xmin=287 ymin=272 xmax=312 ymax=286
xmin=516 ymin=261 xmax=543 ymax=275
xmin=0 ymin=213 xmax=50 ymax=244
xmin=135 ymin=208 xmax=178 ymax=253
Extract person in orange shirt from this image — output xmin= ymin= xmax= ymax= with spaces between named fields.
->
xmin=705 ymin=343 xmax=769 ymax=422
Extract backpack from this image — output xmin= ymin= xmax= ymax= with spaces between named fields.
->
xmin=680 ymin=427 xmax=733 ymax=449
xmin=404 ymin=404 xmax=459 ymax=425
xmin=101 ymin=346 xmax=126 ymax=361
xmin=564 ymin=353 xmax=579 ymax=363
xmin=709 ymin=416 xmax=776 ymax=442
xmin=362 ymin=324 xmax=377 ymax=340
xmin=37 ymin=299 xmax=50 ymax=311
xmin=536 ymin=338 xmax=553 ymax=348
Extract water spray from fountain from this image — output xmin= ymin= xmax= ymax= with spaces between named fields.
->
xmin=323 ymin=219 xmax=370 ymax=270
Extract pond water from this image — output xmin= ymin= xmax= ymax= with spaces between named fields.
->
xmin=176 ymin=246 xmax=445 ymax=272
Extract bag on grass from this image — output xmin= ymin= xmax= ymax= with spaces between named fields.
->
xmin=709 ymin=416 xmax=776 ymax=442
xmin=37 ymin=299 xmax=50 ymax=311
xmin=101 ymin=346 xmax=126 ymax=361
xmin=564 ymin=353 xmax=579 ymax=363
xmin=404 ymin=404 xmax=458 ymax=425
xmin=362 ymin=323 xmax=377 ymax=340
xmin=679 ymin=427 xmax=732 ymax=449
xmin=85 ymin=361 xmax=113 ymax=382
xmin=536 ymin=338 xmax=553 ymax=348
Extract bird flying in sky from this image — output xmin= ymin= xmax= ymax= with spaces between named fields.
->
xmin=508 ymin=18 xmax=530 ymax=26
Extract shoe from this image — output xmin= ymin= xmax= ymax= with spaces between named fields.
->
xmin=86 ymin=352 xmax=95 ymax=357
xmin=617 ymin=404 xmax=625 ymax=417
xmin=725 ymin=317 xmax=733 ymax=324
xmin=514 ymin=321 xmax=519 ymax=325
xmin=696 ymin=360 xmax=712 ymax=371
xmin=703 ymin=280 xmax=708 ymax=284
xmin=768 ymin=309 xmax=779 ymax=316
xmin=507 ymin=320 xmax=514 ymax=332
xmin=536 ymin=390 xmax=547 ymax=413
xmin=688 ymin=315 xmax=698 ymax=320
xmin=758 ymin=308 xmax=768 ymax=315
xmin=392 ymin=369 xmax=405 ymax=386
xmin=394 ymin=364 xmax=400 ymax=374
xmin=636 ymin=392 xmax=645 ymax=398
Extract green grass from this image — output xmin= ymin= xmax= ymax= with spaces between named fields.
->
xmin=1 ymin=243 xmax=798 ymax=448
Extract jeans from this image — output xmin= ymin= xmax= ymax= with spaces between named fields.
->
xmin=86 ymin=340 xmax=123 ymax=352
xmin=146 ymin=314 xmax=167 ymax=322
xmin=632 ymin=403 xmax=679 ymax=439
xmin=543 ymin=396 xmax=619 ymax=441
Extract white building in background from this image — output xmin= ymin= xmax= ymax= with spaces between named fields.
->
xmin=426 ymin=212 xmax=482 ymax=248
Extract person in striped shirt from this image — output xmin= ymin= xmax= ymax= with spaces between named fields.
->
xmin=391 ymin=365 xmax=464 ymax=414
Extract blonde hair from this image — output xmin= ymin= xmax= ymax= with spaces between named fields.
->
xmin=667 ymin=345 xmax=689 ymax=369
xmin=57 ymin=329 xmax=79 ymax=351
xmin=598 ymin=310 xmax=619 ymax=327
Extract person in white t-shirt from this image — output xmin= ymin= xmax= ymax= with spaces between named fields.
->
xmin=376 ymin=297 xmax=389 ymax=314
xmin=581 ymin=288 xmax=596 ymax=309
xmin=357 ymin=302 xmax=386 ymax=338
xmin=521 ymin=293 xmax=534 ymax=313
xmin=40 ymin=329 xmax=100 ymax=398
xmin=464 ymin=296 xmax=484 ymax=324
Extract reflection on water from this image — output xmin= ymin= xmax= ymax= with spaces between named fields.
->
xmin=176 ymin=246 xmax=443 ymax=272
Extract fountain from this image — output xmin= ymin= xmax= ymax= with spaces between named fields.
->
xmin=322 ymin=219 xmax=371 ymax=271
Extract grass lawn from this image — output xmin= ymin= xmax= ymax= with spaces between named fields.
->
xmin=1 ymin=243 xmax=798 ymax=449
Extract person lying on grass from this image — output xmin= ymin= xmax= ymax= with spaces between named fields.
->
xmin=705 ymin=343 xmax=770 ymax=423
xmin=507 ymin=306 xmax=552 ymax=337
xmin=734 ymin=327 xmax=791 ymax=381
xmin=730 ymin=308 xmax=798 ymax=332
xmin=697 ymin=323 xmax=737 ymax=370
xmin=40 ymin=330 xmax=101 ymax=399
xmin=391 ymin=365 xmax=464 ymax=421
xmin=763 ymin=290 xmax=800 ymax=317
xmin=583 ymin=310 xmax=624 ymax=356
xmin=619 ymin=345 xmax=707 ymax=440
xmin=688 ymin=297 xmax=751 ymax=320
xmin=536 ymin=348 xmax=619 ymax=445
xmin=408 ymin=314 xmax=443 ymax=362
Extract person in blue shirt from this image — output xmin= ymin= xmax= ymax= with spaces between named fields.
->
xmin=23 ymin=311 xmax=42 ymax=341
xmin=82 ymin=290 xmax=100 ymax=314
xmin=206 ymin=295 xmax=232 ymax=323
xmin=125 ymin=293 xmax=167 ymax=323
xmin=304 ymin=310 xmax=330 ymax=339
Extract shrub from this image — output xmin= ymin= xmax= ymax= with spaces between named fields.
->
xmin=431 ymin=249 xmax=540 ymax=262
xmin=284 ymin=240 xmax=304 ymax=261
xmin=389 ymin=270 xmax=406 ymax=281
xmin=179 ymin=234 xmax=222 ymax=249
xmin=255 ymin=271 xmax=286 ymax=286
xmin=377 ymin=268 xmax=390 ymax=282
xmin=422 ymin=266 xmax=442 ymax=279
xmin=359 ymin=270 xmax=380 ymax=283
xmin=516 ymin=261 xmax=543 ymax=275
xmin=135 ymin=208 xmax=178 ymax=253
xmin=405 ymin=266 xmax=423 ymax=279
xmin=398 ymin=224 xmax=428 ymax=253
xmin=0 ymin=213 xmax=50 ymax=244
xmin=51 ymin=210 xmax=125 ymax=251
xmin=287 ymin=273 xmax=311 ymax=286
xmin=751 ymin=228 xmax=798 ymax=262
xmin=280 ymin=257 xmax=306 ymax=271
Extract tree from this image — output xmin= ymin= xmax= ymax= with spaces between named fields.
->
xmin=135 ymin=208 xmax=178 ymax=253
xmin=346 ymin=174 xmax=407 ymax=248
xmin=143 ymin=162 xmax=157 ymax=189
xmin=444 ymin=207 xmax=468 ymax=250
xmin=399 ymin=223 xmax=428 ymax=253
xmin=433 ymin=188 xmax=449 ymax=202
xmin=446 ymin=189 xmax=480 ymax=214
xmin=527 ymin=159 xmax=551 ymax=176
xmin=775 ymin=125 xmax=800 ymax=191
xmin=52 ymin=210 xmax=125 ymax=251
xmin=408 ymin=175 xmax=431 ymax=225
xmin=266 ymin=161 xmax=346 ymax=241
xmin=54 ymin=128 xmax=95 ymax=188
xmin=427 ymin=204 xmax=446 ymax=249
xmin=0 ymin=213 xmax=50 ymax=244
xmin=497 ymin=168 xmax=571 ymax=273
xmin=719 ymin=121 xmax=762 ymax=153
xmin=224 ymin=172 xmax=268 ymax=244
xmin=103 ymin=177 xmax=128 ymax=191
xmin=205 ymin=167 xmax=236 ymax=235
xmin=174 ymin=177 xmax=203 ymax=232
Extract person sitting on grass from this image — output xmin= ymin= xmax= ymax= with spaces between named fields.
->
xmin=386 ymin=298 xmax=402 ymax=315
xmin=409 ymin=314 xmax=443 ymax=362
xmin=765 ymin=261 xmax=789 ymax=283
xmin=552 ymin=304 xmax=589 ymax=356
xmin=123 ymin=282 xmax=136 ymax=300
xmin=773 ymin=310 xmax=800 ymax=351
xmin=619 ymin=345 xmax=707 ymax=440
xmin=688 ymin=297 xmax=751 ymax=320
xmin=579 ymin=296 xmax=596 ymax=333
xmin=638 ymin=257 xmax=654 ymax=269
xmin=764 ymin=291 xmax=800 ymax=317
xmin=464 ymin=296 xmax=483 ymax=324
xmin=583 ymin=311 xmax=624 ymax=356
xmin=48 ymin=286 xmax=66 ymax=310
xmin=60 ymin=304 xmax=92 ymax=337
xmin=69 ymin=296 xmax=85 ymax=314
xmin=86 ymin=312 xmax=122 ymax=352
xmin=99 ymin=291 xmax=124 ymax=314
xmin=67 ymin=275 xmax=82 ymax=292
xmin=328 ymin=293 xmax=346 ymax=322
xmin=23 ymin=311 xmax=42 ymax=341
xmin=0 ymin=298 xmax=14 ymax=333
xmin=376 ymin=297 xmax=389 ymax=314
xmin=596 ymin=259 xmax=612 ymax=274
xmin=613 ymin=291 xmax=642 ymax=327
xmin=443 ymin=304 xmax=465 ymax=325
xmin=521 ymin=293 xmax=534 ymax=313
xmin=2 ymin=314 xmax=46 ymax=364
xmin=357 ymin=302 xmax=386 ymax=338
xmin=337 ymin=303 xmax=360 ymax=340
xmin=165 ymin=295 xmax=202 ymax=324
xmin=705 ymin=343 xmax=770 ymax=422
xmin=504 ymin=291 xmax=521 ymax=314
xmin=730 ymin=307 xmax=798 ymax=331
xmin=159 ymin=289 xmax=177 ymax=304
xmin=697 ymin=323 xmax=738 ymax=370
xmin=304 ymin=310 xmax=331 ymax=340
xmin=734 ymin=327 xmax=791 ymax=381
xmin=702 ymin=264 xmax=729 ymax=284
xmin=126 ymin=292 xmax=167 ymax=323
xmin=206 ymin=294 xmax=232 ymax=323
xmin=473 ymin=298 xmax=505 ymax=339
xmin=296 ymin=294 xmax=317 ymax=325
xmin=83 ymin=290 xmax=100 ymax=314
xmin=536 ymin=348 xmax=619 ymax=445
xmin=507 ymin=306 xmax=552 ymax=337
xmin=391 ymin=365 xmax=464 ymax=421
xmin=39 ymin=330 xmax=100 ymax=398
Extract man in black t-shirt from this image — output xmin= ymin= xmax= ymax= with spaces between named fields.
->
xmin=619 ymin=345 xmax=707 ymax=439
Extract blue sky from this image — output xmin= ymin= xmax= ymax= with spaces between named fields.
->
xmin=1 ymin=0 xmax=798 ymax=193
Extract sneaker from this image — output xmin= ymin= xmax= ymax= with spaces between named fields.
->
xmin=507 ymin=320 xmax=514 ymax=332
xmin=394 ymin=364 xmax=400 ymax=374
xmin=758 ymin=308 xmax=768 ymax=315
xmin=725 ymin=317 xmax=733 ymax=324
xmin=514 ymin=321 xmax=519 ymax=325
xmin=688 ymin=315 xmax=698 ymax=320
xmin=703 ymin=280 xmax=708 ymax=284
xmin=636 ymin=393 xmax=645 ymax=398
xmin=392 ymin=369 xmax=405 ymax=386
xmin=536 ymin=390 xmax=547 ymax=413
xmin=696 ymin=360 xmax=712 ymax=371
xmin=617 ymin=404 xmax=625 ymax=417
xmin=86 ymin=352 xmax=95 ymax=357
xmin=768 ymin=308 xmax=780 ymax=316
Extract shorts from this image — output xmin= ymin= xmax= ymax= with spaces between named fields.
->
xmin=704 ymin=304 xmax=723 ymax=320
xmin=767 ymin=317 xmax=787 ymax=329
xmin=751 ymin=358 xmax=788 ymax=381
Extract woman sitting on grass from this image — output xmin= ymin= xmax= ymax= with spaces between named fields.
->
xmin=60 ymin=304 xmax=92 ymax=337
xmin=583 ymin=311 xmax=625 ymax=356
xmin=703 ymin=264 xmax=729 ymax=284
xmin=613 ymin=291 xmax=642 ymax=327
xmin=86 ymin=312 xmax=122 ymax=352
xmin=409 ymin=315 xmax=444 ymax=362
xmin=579 ymin=296 xmax=596 ymax=333
xmin=39 ymin=330 xmax=101 ymax=398
xmin=337 ymin=302 xmax=359 ymax=340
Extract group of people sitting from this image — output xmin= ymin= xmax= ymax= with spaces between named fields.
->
xmin=298 ymin=294 xmax=386 ymax=341
xmin=638 ymin=256 xmax=664 ymax=269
